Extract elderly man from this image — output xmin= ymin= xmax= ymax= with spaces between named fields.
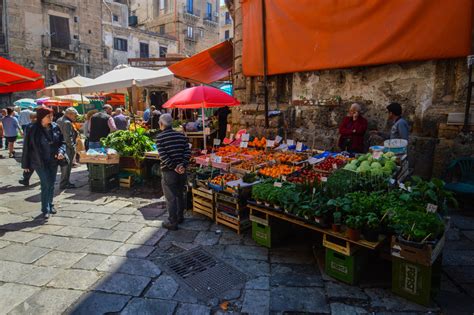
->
xmin=156 ymin=114 xmax=191 ymax=230
xmin=338 ymin=103 xmax=368 ymax=153
xmin=1 ymin=107 xmax=22 ymax=158
xmin=57 ymin=107 xmax=79 ymax=189
xmin=113 ymin=108 xmax=129 ymax=131
xmin=89 ymin=104 xmax=117 ymax=149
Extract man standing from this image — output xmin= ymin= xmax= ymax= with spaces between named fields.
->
xmin=1 ymin=107 xmax=22 ymax=158
xmin=214 ymin=106 xmax=231 ymax=141
xmin=156 ymin=114 xmax=191 ymax=230
xmin=113 ymin=108 xmax=129 ymax=131
xmin=385 ymin=102 xmax=409 ymax=140
xmin=88 ymin=105 xmax=117 ymax=149
xmin=18 ymin=106 xmax=33 ymax=133
xmin=57 ymin=107 xmax=79 ymax=189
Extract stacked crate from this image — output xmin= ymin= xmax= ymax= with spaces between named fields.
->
xmin=88 ymin=163 xmax=120 ymax=193
xmin=215 ymin=191 xmax=250 ymax=235
xmin=192 ymin=187 xmax=215 ymax=220
xmin=249 ymin=207 xmax=290 ymax=248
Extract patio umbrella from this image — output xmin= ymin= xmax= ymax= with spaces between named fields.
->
xmin=37 ymin=75 xmax=94 ymax=97
xmin=0 ymin=56 xmax=44 ymax=93
xmin=53 ymin=94 xmax=91 ymax=104
xmin=13 ymin=98 xmax=37 ymax=108
xmin=36 ymin=97 xmax=50 ymax=105
xmin=162 ymin=86 xmax=240 ymax=148
xmin=220 ymin=84 xmax=233 ymax=95
xmin=42 ymin=100 xmax=74 ymax=107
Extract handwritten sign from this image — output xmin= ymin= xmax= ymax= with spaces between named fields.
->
xmin=308 ymin=157 xmax=323 ymax=165
xmin=426 ymin=203 xmax=438 ymax=213
xmin=241 ymin=133 xmax=250 ymax=142
xmin=274 ymin=182 xmax=283 ymax=188
xmin=281 ymin=175 xmax=287 ymax=181
xmin=266 ymin=140 xmax=275 ymax=147
xmin=240 ymin=141 xmax=248 ymax=148
xmin=296 ymin=142 xmax=303 ymax=151
xmin=201 ymin=150 xmax=208 ymax=155
xmin=321 ymin=177 xmax=328 ymax=182
xmin=332 ymin=163 xmax=338 ymax=170
xmin=287 ymin=139 xmax=294 ymax=146
xmin=213 ymin=138 xmax=221 ymax=146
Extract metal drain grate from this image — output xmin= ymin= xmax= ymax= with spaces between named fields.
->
xmin=158 ymin=247 xmax=248 ymax=300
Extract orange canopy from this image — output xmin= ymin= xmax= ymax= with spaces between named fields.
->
xmin=242 ymin=0 xmax=473 ymax=76
xmin=169 ymin=40 xmax=233 ymax=84
xmin=0 ymin=56 xmax=45 ymax=93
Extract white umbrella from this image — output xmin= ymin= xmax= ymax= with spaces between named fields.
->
xmin=53 ymin=94 xmax=91 ymax=104
xmin=37 ymin=75 xmax=94 ymax=97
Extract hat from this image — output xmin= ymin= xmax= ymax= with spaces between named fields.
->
xmin=36 ymin=106 xmax=53 ymax=123
xmin=386 ymin=102 xmax=402 ymax=116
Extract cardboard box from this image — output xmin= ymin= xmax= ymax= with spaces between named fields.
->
xmin=391 ymin=235 xmax=445 ymax=267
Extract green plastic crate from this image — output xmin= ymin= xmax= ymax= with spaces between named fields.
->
xmin=392 ymin=256 xmax=442 ymax=306
xmin=325 ymin=248 xmax=367 ymax=285
xmin=89 ymin=175 xmax=119 ymax=193
xmin=252 ymin=221 xmax=272 ymax=248
xmin=88 ymin=163 xmax=120 ymax=180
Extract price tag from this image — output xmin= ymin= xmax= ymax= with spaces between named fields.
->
xmin=296 ymin=142 xmax=303 ymax=151
xmin=312 ymin=187 xmax=316 ymax=194
xmin=204 ymin=127 xmax=211 ymax=135
xmin=240 ymin=141 xmax=248 ymax=148
xmin=229 ymin=133 xmax=234 ymax=141
xmin=266 ymin=140 xmax=275 ymax=147
xmin=274 ymin=182 xmax=283 ymax=188
xmin=287 ymin=139 xmax=294 ymax=146
xmin=201 ymin=150 xmax=208 ymax=154
xmin=212 ymin=155 xmax=222 ymax=163
xmin=281 ymin=175 xmax=287 ymax=181
xmin=321 ymin=177 xmax=328 ymax=182
xmin=426 ymin=203 xmax=438 ymax=213
xmin=188 ymin=143 xmax=192 ymax=148
xmin=332 ymin=163 xmax=338 ymax=170
xmin=226 ymin=124 xmax=231 ymax=132
xmin=308 ymin=157 xmax=323 ymax=165
xmin=241 ymin=133 xmax=250 ymax=142
xmin=213 ymin=138 xmax=221 ymax=146
xmin=275 ymin=135 xmax=282 ymax=144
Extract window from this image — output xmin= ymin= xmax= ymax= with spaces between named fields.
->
xmin=140 ymin=42 xmax=149 ymax=58
xmin=113 ymin=38 xmax=127 ymax=51
xmin=159 ymin=46 xmax=167 ymax=58
xmin=206 ymin=3 xmax=212 ymax=19
xmin=159 ymin=0 xmax=167 ymax=13
xmin=224 ymin=30 xmax=230 ymax=40
xmin=50 ymin=15 xmax=70 ymax=49
xmin=225 ymin=12 xmax=231 ymax=24
xmin=113 ymin=14 xmax=119 ymax=22
xmin=187 ymin=26 xmax=193 ymax=39
xmin=199 ymin=29 xmax=204 ymax=38
xmin=159 ymin=24 xmax=165 ymax=34
xmin=186 ymin=0 xmax=193 ymax=14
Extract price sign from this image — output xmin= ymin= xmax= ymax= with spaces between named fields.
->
xmin=281 ymin=175 xmax=287 ymax=181
xmin=266 ymin=140 xmax=275 ymax=147
xmin=275 ymin=135 xmax=282 ymax=144
xmin=240 ymin=141 xmax=248 ymax=148
xmin=332 ymin=163 xmax=338 ymax=170
xmin=296 ymin=142 xmax=303 ymax=151
xmin=212 ymin=155 xmax=222 ymax=163
xmin=204 ymin=127 xmax=211 ymax=135
xmin=213 ymin=138 xmax=221 ymax=146
xmin=287 ymin=139 xmax=294 ymax=146
xmin=226 ymin=124 xmax=231 ymax=132
xmin=321 ymin=177 xmax=328 ymax=182
xmin=426 ymin=203 xmax=438 ymax=213
xmin=308 ymin=157 xmax=323 ymax=165
xmin=241 ymin=133 xmax=250 ymax=142
xmin=274 ymin=182 xmax=283 ymax=188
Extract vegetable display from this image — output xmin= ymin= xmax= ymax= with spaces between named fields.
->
xmin=343 ymin=152 xmax=397 ymax=176
xmin=258 ymin=165 xmax=301 ymax=178
xmin=101 ymin=127 xmax=155 ymax=161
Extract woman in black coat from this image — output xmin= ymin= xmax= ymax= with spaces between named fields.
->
xmin=21 ymin=107 xmax=66 ymax=219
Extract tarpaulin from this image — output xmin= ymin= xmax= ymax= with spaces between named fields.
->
xmin=0 ymin=56 xmax=45 ymax=93
xmin=242 ymin=0 xmax=473 ymax=76
xmin=169 ymin=40 xmax=233 ymax=84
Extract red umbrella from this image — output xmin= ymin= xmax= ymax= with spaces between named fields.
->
xmin=42 ymin=100 xmax=73 ymax=107
xmin=0 ymin=56 xmax=44 ymax=93
xmin=163 ymin=86 xmax=240 ymax=148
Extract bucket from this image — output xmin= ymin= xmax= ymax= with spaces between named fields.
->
xmin=384 ymin=139 xmax=408 ymax=154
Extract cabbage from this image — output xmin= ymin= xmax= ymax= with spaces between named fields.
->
xmin=357 ymin=165 xmax=371 ymax=173
xmin=344 ymin=164 xmax=357 ymax=171
xmin=385 ymin=161 xmax=397 ymax=170
xmin=360 ymin=161 xmax=370 ymax=168
xmin=350 ymin=159 xmax=358 ymax=165
xmin=384 ymin=152 xmax=395 ymax=158
xmin=371 ymin=162 xmax=382 ymax=169
xmin=370 ymin=168 xmax=383 ymax=176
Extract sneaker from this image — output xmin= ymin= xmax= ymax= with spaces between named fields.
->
xmin=43 ymin=213 xmax=50 ymax=219
xmin=19 ymin=179 xmax=30 ymax=187
xmin=162 ymin=221 xmax=178 ymax=230
xmin=50 ymin=206 xmax=57 ymax=214
xmin=8 ymin=152 xmax=14 ymax=158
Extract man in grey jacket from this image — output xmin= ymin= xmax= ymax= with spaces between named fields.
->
xmin=57 ymin=107 xmax=78 ymax=189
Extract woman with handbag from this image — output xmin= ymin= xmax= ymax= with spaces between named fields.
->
xmin=21 ymin=107 xmax=67 ymax=219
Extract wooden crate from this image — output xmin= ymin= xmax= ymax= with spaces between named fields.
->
xmin=216 ymin=210 xmax=250 ymax=235
xmin=120 ymin=176 xmax=133 ymax=188
xmin=79 ymin=152 xmax=119 ymax=164
xmin=323 ymin=234 xmax=359 ymax=256
xmin=215 ymin=191 xmax=250 ymax=234
xmin=192 ymin=188 xmax=215 ymax=220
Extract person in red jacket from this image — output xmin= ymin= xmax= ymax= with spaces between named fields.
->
xmin=338 ymin=103 xmax=368 ymax=153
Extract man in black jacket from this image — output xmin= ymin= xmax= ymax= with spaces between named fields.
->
xmin=88 ymin=105 xmax=117 ymax=149
xmin=156 ymin=114 xmax=191 ymax=230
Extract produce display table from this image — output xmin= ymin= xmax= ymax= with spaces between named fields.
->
xmin=248 ymin=203 xmax=386 ymax=251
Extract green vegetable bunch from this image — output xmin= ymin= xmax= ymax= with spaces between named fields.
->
xmin=101 ymin=127 xmax=155 ymax=161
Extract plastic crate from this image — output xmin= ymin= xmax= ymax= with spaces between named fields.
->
xmin=88 ymin=163 xmax=120 ymax=180
xmin=89 ymin=175 xmax=119 ymax=193
xmin=325 ymin=248 xmax=367 ymax=285
xmin=392 ymin=255 xmax=442 ymax=306
xmin=252 ymin=221 xmax=272 ymax=248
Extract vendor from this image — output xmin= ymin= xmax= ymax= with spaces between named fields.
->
xmin=338 ymin=103 xmax=368 ymax=153
xmin=214 ymin=106 xmax=231 ymax=141
xmin=370 ymin=102 xmax=409 ymax=141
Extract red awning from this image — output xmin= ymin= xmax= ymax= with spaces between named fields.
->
xmin=0 ymin=57 xmax=45 ymax=93
xmin=169 ymin=40 xmax=233 ymax=84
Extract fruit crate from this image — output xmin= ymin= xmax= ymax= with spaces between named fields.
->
xmin=89 ymin=175 xmax=119 ymax=193
xmin=216 ymin=211 xmax=250 ymax=235
xmin=392 ymin=255 xmax=442 ymax=306
xmin=323 ymin=234 xmax=358 ymax=256
xmin=215 ymin=191 xmax=250 ymax=234
xmin=325 ymin=248 xmax=368 ymax=285
xmin=88 ymin=163 xmax=120 ymax=180
xmin=391 ymin=235 xmax=445 ymax=267
xmin=192 ymin=187 xmax=215 ymax=220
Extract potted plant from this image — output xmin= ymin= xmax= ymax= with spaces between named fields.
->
xmin=345 ymin=214 xmax=364 ymax=241
xmin=363 ymin=212 xmax=380 ymax=242
xmin=332 ymin=211 xmax=342 ymax=232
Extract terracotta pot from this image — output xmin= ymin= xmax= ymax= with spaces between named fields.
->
xmin=346 ymin=228 xmax=360 ymax=241
xmin=332 ymin=223 xmax=341 ymax=232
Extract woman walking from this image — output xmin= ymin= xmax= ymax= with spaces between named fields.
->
xmin=21 ymin=107 xmax=66 ymax=219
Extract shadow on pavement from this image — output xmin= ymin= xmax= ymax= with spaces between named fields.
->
xmin=0 ymin=214 xmax=46 ymax=236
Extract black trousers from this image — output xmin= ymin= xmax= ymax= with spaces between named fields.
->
xmin=161 ymin=170 xmax=187 ymax=225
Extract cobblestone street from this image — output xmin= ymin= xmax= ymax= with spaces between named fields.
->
xmin=0 ymin=144 xmax=473 ymax=314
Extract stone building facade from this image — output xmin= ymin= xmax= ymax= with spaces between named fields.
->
xmin=219 ymin=4 xmax=232 ymax=42
xmin=131 ymin=0 xmax=221 ymax=56
xmin=229 ymin=1 xmax=474 ymax=178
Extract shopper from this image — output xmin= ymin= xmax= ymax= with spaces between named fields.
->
xmin=19 ymin=112 xmax=37 ymax=186
xmin=146 ymin=108 xmax=161 ymax=130
xmin=0 ymin=109 xmax=4 ymax=150
xmin=214 ymin=106 xmax=231 ymax=141
xmin=113 ymin=108 xmax=129 ymax=131
xmin=370 ymin=102 xmax=410 ymax=141
xmin=338 ymin=103 xmax=368 ymax=153
xmin=57 ymin=107 xmax=79 ymax=189
xmin=88 ymin=105 xmax=117 ymax=149
xmin=156 ymin=114 xmax=191 ymax=230
xmin=143 ymin=105 xmax=154 ymax=122
xmin=21 ymin=107 xmax=66 ymax=219
xmin=83 ymin=109 xmax=98 ymax=151
xmin=18 ymin=106 xmax=34 ymax=133
xmin=1 ymin=107 xmax=22 ymax=158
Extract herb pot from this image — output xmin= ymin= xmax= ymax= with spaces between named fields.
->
xmin=363 ymin=229 xmax=379 ymax=242
xmin=273 ymin=204 xmax=280 ymax=210
xmin=331 ymin=223 xmax=341 ymax=232
xmin=264 ymin=202 xmax=271 ymax=207
xmin=256 ymin=200 xmax=262 ymax=205
xmin=346 ymin=228 xmax=360 ymax=241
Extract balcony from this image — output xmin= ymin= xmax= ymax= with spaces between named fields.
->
xmin=203 ymin=13 xmax=219 ymax=27
xmin=41 ymin=34 xmax=79 ymax=58
xmin=182 ymin=5 xmax=200 ymax=22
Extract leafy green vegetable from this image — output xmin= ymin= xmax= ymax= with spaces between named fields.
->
xmin=101 ymin=127 xmax=155 ymax=162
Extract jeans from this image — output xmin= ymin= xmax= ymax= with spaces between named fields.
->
xmin=60 ymin=146 xmax=75 ymax=188
xmin=161 ymin=170 xmax=186 ymax=225
xmin=88 ymin=141 xmax=102 ymax=150
xmin=36 ymin=164 xmax=58 ymax=214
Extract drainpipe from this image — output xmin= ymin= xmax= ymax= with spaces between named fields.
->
xmin=102 ymin=0 xmax=114 ymax=68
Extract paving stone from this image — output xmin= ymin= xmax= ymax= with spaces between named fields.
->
xmin=218 ymin=231 xmax=242 ymax=245
xmin=28 ymin=235 xmax=70 ymax=249
xmin=175 ymin=303 xmax=211 ymax=315
xmin=145 ymin=275 xmax=179 ymax=299
xmin=111 ymin=214 xmax=135 ymax=222
xmin=221 ymin=289 xmax=242 ymax=300
xmin=68 ymin=291 xmax=131 ymax=315
xmin=440 ymin=274 xmax=462 ymax=293
xmin=443 ymin=266 xmax=474 ymax=284
xmin=326 ymin=281 xmax=369 ymax=300
xmin=87 ymin=229 xmax=116 ymax=240
xmin=126 ymin=227 xmax=167 ymax=245
xmin=29 ymin=224 xmax=64 ymax=234
xmin=121 ymin=297 xmax=178 ymax=315
xmin=94 ymin=273 xmax=150 ymax=296
xmin=270 ymin=263 xmax=323 ymax=287
xmin=47 ymin=269 xmax=101 ymax=290
xmin=35 ymin=250 xmax=86 ymax=268
xmin=0 ymin=244 xmax=51 ymax=263
xmin=113 ymin=244 xmax=155 ymax=258
xmin=0 ymin=283 xmax=41 ymax=314
xmin=82 ymin=220 xmax=119 ymax=229
xmin=115 ymin=207 xmax=138 ymax=215
xmin=113 ymin=222 xmax=145 ymax=232
xmin=444 ymin=238 xmax=474 ymax=250
xmin=9 ymin=288 xmax=83 ymax=315
xmin=434 ymin=291 xmax=474 ymax=315
xmin=269 ymin=247 xmax=315 ymax=264
xmin=72 ymin=254 xmax=107 ymax=270
xmin=365 ymin=288 xmax=438 ymax=312
xmin=224 ymin=257 xmax=270 ymax=276
xmin=0 ymin=231 xmax=41 ymax=243
xmin=54 ymin=210 xmax=83 ymax=218
xmin=179 ymin=218 xmax=212 ymax=231
xmin=194 ymin=231 xmax=221 ymax=246
xmin=0 ymin=260 xmax=36 ymax=282
xmin=160 ymin=229 xmax=199 ymax=244
xmin=97 ymin=255 xmax=161 ymax=277
xmin=442 ymin=250 xmax=474 ymax=266
xmin=330 ymin=303 xmax=369 ymax=314
xmin=57 ymin=203 xmax=94 ymax=212
xmin=451 ymin=214 xmax=474 ymax=230
xmin=462 ymin=230 xmax=474 ymax=242
xmin=81 ymin=240 xmax=123 ymax=255
xmin=53 ymin=226 xmax=100 ymax=238
xmin=105 ymin=230 xmax=133 ymax=242
xmin=88 ymin=206 xmax=121 ymax=214
xmin=270 ymin=287 xmax=330 ymax=313
xmin=13 ymin=266 xmax=61 ymax=287
xmin=172 ymin=287 xmax=200 ymax=304
xmin=245 ymin=276 xmax=270 ymax=290
xmin=241 ymin=289 xmax=270 ymax=315
xmin=0 ymin=240 xmax=10 ymax=248
xmin=106 ymin=199 xmax=133 ymax=209
xmin=77 ymin=212 xmax=110 ymax=220
xmin=46 ymin=217 xmax=88 ymax=227
xmin=55 ymin=238 xmax=93 ymax=252
xmin=224 ymin=245 xmax=268 ymax=261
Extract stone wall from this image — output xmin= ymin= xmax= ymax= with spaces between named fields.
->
xmin=230 ymin=0 xmax=474 ymax=178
